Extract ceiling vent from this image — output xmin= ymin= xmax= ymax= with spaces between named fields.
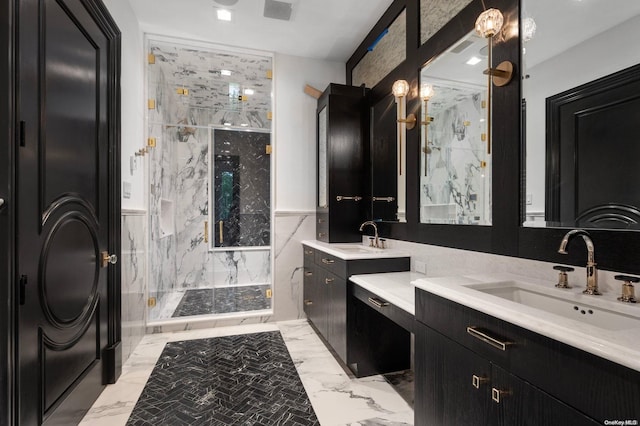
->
xmin=451 ymin=39 xmax=473 ymax=54
xmin=263 ymin=0 xmax=293 ymax=21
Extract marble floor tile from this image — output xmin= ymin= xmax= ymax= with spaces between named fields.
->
xmin=80 ymin=320 xmax=413 ymax=426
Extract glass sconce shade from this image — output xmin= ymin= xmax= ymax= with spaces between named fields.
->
xmin=475 ymin=8 xmax=504 ymax=38
xmin=420 ymin=83 xmax=435 ymax=100
xmin=392 ymin=79 xmax=410 ymax=97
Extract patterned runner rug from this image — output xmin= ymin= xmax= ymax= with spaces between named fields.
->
xmin=126 ymin=331 xmax=319 ymax=425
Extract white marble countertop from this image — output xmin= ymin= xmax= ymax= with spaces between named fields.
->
xmin=412 ymin=272 xmax=640 ymax=373
xmin=301 ymin=240 xmax=410 ymax=260
xmin=350 ymin=271 xmax=424 ymax=315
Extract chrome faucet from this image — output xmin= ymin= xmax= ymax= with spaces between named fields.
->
xmin=359 ymin=221 xmax=381 ymax=249
xmin=558 ymin=229 xmax=600 ymax=295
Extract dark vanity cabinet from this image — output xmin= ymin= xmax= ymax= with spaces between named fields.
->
xmin=302 ymin=244 xmax=410 ymax=370
xmin=415 ymin=289 xmax=639 ymax=426
xmin=316 ymin=84 xmax=368 ymax=243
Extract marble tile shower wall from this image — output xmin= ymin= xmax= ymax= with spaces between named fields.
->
xmin=150 ymin=212 xmax=315 ymax=333
xmin=121 ymin=212 xmax=147 ymax=364
xmin=147 ymin=39 xmax=273 ymax=321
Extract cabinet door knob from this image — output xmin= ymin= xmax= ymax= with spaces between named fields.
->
xmin=304 ymin=300 xmax=313 ymax=306
xmin=472 ymin=375 xmax=489 ymax=389
xmin=324 ymin=278 xmax=334 ymax=284
xmin=305 ymin=271 xmax=313 ymax=276
xmin=491 ymin=387 xmax=510 ymax=403
xmin=305 ymin=250 xmax=314 ymax=255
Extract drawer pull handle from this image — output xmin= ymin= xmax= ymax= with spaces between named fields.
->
xmin=321 ymin=258 xmax=335 ymax=264
xmin=472 ymin=375 xmax=489 ymax=389
xmin=336 ymin=195 xmax=362 ymax=202
xmin=325 ymin=278 xmax=335 ymax=284
xmin=492 ymin=387 xmax=510 ymax=403
xmin=466 ymin=326 xmax=513 ymax=351
xmin=304 ymin=250 xmax=314 ymax=255
xmin=304 ymin=300 xmax=313 ymax=306
xmin=318 ymin=218 xmax=325 ymax=223
xmin=305 ymin=271 xmax=313 ymax=276
xmin=368 ymin=297 xmax=389 ymax=308
xmin=318 ymin=232 xmax=326 ymax=238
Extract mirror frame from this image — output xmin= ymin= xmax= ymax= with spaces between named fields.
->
xmin=347 ymin=0 xmax=640 ymax=275
xmin=347 ymin=0 xmax=520 ymax=256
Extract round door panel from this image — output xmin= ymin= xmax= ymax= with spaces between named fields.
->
xmin=39 ymin=212 xmax=100 ymax=328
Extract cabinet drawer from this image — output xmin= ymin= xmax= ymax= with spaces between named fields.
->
xmin=316 ymin=214 xmax=329 ymax=241
xmin=350 ymin=282 xmax=414 ymax=333
xmin=416 ymin=289 xmax=640 ymax=423
xmin=303 ymin=245 xmax=315 ymax=264
xmin=314 ymin=251 xmax=347 ymax=278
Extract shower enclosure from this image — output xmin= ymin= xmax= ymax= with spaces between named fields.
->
xmin=146 ymin=37 xmax=273 ymax=321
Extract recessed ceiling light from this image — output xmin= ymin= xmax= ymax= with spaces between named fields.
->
xmin=216 ymin=9 xmax=232 ymax=21
xmin=221 ymin=69 xmax=232 ymax=76
xmin=213 ymin=0 xmax=238 ymax=5
xmin=223 ymin=122 xmax=232 ymax=126
xmin=244 ymin=88 xmax=254 ymax=95
xmin=466 ymin=56 xmax=482 ymax=66
xmin=240 ymin=123 xmax=249 ymax=127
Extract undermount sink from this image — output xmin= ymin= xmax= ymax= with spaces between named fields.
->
xmin=466 ymin=280 xmax=640 ymax=331
xmin=331 ymin=245 xmax=384 ymax=253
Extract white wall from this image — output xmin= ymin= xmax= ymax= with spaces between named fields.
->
xmin=103 ymin=0 xmax=146 ymax=210
xmin=273 ymin=54 xmax=344 ymax=212
xmin=524 ymin=14 xmax=640 ymax=214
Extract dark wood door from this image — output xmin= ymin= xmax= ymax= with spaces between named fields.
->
xmin=17 ymin=0 xmax=120 ymax=424
xmin=491 ymin=365 xmax=600 ymax=426
xmin=415 ymin=324 xmax=491 ymax=426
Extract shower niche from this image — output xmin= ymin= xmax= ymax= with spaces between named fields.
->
xmin=146 ymin=36 xmax=273 ymax=322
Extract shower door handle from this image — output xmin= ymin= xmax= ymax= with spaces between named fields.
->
xmin=219 ymin=220 xmax=224 ymax=244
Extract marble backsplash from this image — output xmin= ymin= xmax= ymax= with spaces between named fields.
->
xmin=378 ymin=237 xmax=627 ymax=294
xmin=121 ymin=211 xmax=147 ymax=364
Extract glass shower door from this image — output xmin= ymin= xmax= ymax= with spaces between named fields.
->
xmin=207 ymin=127 xmax=272 ymax=315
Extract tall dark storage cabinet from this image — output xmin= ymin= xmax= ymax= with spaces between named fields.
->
xmin=316 ymin=84 xmax=368 ymax=242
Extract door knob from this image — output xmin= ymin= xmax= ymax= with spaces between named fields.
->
xmin=0 ymin=198 xmax=5 ymax=209
xmin=101 ymin=251 xmax=118 ymax=268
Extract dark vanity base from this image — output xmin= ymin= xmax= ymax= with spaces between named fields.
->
xmin=415 ymin=289 xmax=640 ymax=425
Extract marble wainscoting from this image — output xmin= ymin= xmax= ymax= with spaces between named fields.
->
xmin=80 ymin=320 xmax=414 ymax=426
xmin=271 ymin=211 xmax=316 ymax=322
xmin=121 ymin=211 xmax=148 ymax=364
xmin=147 ymin=212 xmax=315 ymax=332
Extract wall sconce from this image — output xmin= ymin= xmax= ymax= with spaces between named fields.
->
xmin=475 ymin=8 xmax=514 ymax=87
xmin=420 ymin=83 xmax=435 ymax=176
xmin=475 ymin=8 xmax=514 ymax=155
xmin=392 ymin=80 xmax=416 ymax=176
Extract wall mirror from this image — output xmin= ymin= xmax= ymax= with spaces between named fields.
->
xmin=523 ymin=0 xmax=640 ymax=229
xmin=419 ymin=30 xmax=492 ymax=225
